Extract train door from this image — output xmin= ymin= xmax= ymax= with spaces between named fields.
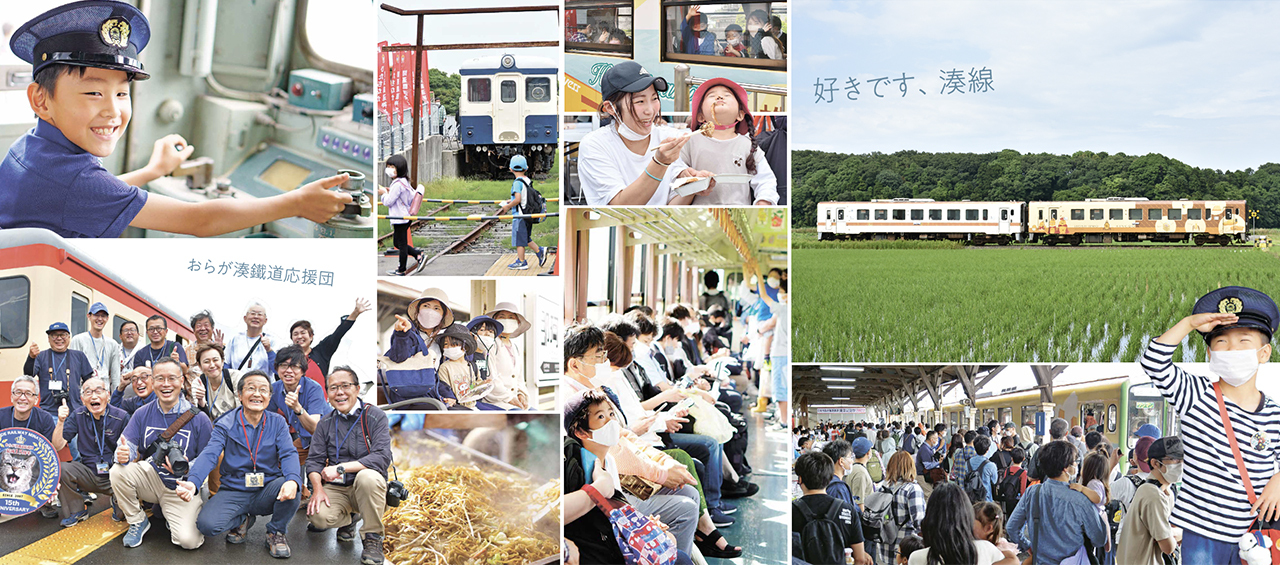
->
xmin=999 ymin=207 xmax=1013 ymax=234
xmin=493 ymin=74 xmax=522 ymax=143
xmin=1126 ymin=383 xmax=1168 ymax=450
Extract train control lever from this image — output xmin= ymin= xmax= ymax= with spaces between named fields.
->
xmin=170 ymin=157 xmax=216 ymax=191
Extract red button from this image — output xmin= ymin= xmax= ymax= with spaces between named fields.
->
xmin=291 ymin=83 xmax=302 ymax=96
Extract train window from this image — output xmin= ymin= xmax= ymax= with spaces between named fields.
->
xmin=112 ymin=316 xmax=133 ymax=341
xmin=306 ymin=0 xmax=374 ymax=72
xmin=1050 ymin=209 xmax=1058 ymax=220
xmin=526 ymin=78 xmax=552 ymax=103
xmin=500 ymin=80 xmax=517 ymax=103
xmin=825 ymin=209 xmax=831 ymax=220
xmin=70 ymin=293 xmax=88 ymax=336
xmin=467 ymin=78 xmax=491 ymax=102
xmin=1168 ymin=208 xmax=1182 ymax=220
xmin=1037 ymin=209 xmax=1043 ymax=220
xmin=857 ymin=209 xmax=869 ymax=220
xmin=1090 ymin=209 xmax=1103 ymax=220
xmin=1110 ymin=209 xmax=1123 ymax=221
xmin=1148 ymin=208 xmax=1162 ymax=220
xmin=1129 ymin=208 xmax=1142 ymax=221
xmin=1226 ymin=208 xmax=1234 ymax=219
xmin=0 ymin=276 xmax=29 ymax=348
xmin=1188 ymin=208 xmax=1202 ymax=220
xmin=837 ymin=209 xmax=844 ymax=220
xmin=1000 ymin=209 xmax=1008 ymax=221
xmin=928 ymin=209 xmax=941 ymax=221
xmin=983 ymin=209 xmax=989 ymax=221
xmin=910 ymin=210 xmax=923 ymax=221
xmin=1021 ymin=405 xmax=1038 ymax=427
xmin=566 ymin=2 xmax=635 ymax=57
xmin=1070 ymin=209 xmax=1084 ymax=221
xmin=892 ymin=210 xmax=906 ymax=221
xmin=998 ymin=407 xmax=1012 ymax=425
xmin=966 ymin=210 xmax=979 ymax=221
xmin=947 ymin=209 xmax=960 ymax=221
xmin=875 ymin=209 xmax=887 ymax=220
xmin=660 ymin=2 xmax=788 ymax=71
xmin=982 ymin=408 xmax=995 ymax=424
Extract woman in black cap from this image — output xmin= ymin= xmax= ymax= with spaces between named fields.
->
xmin=577 ymin=61 xmax=714 ymax=206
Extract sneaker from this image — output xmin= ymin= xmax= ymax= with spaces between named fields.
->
xmin=724 ymin=481 xmax=760 ymax=499
xmin=60 ymin=508 xmax=90 ymax=527
xmin=266 ymin=531 xmax=291 ymax=559
xmin=385 ymin=269 xmax=406 ymax=276
xmin=39 ymin=503 xmax=59 ymax=519
xmin=227 ymin=514 xmax=256 ymax=544
xmin=336 ymin=513 xmax=360 ymax=542
xmin=719 ymin=501 xmax=737 ymax=514
xmin=411 ymin=254 xmax=428 ymax=275
xmin=361 ymin=533 xmax=385 ymax=565
xmin=709 ymin=507 xmax=735 ymax=528
xmin=534 ymin=247 xmax=547 ymax=267
xmin=123 ymin=519 xmax=150 ymax=548
xmin=507 ymin=259 xmax=529 ymax=270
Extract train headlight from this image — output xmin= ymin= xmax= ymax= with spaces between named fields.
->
xmin=529 ymin=85 xmax=547 ymax=100
xmin=501 ymin=55 xmax=515 ymax=69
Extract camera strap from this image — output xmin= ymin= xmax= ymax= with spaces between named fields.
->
xmin=238 ymin=336 xmax=264 ymax=371
xmin=160 ymin=406 xmax=202 ymax=442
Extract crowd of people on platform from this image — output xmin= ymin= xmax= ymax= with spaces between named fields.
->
xmin=6 ymin=299 xmax=389 ymax=564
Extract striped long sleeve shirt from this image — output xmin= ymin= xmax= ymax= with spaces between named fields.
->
xmin=1141 ymin=339 xmax=1280 ymax=543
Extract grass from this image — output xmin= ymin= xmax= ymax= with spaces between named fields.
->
xmin=377 ymin=151 xmax=560 ymax=252
xmin=794 ymin=246 xmax=1280 ymax=363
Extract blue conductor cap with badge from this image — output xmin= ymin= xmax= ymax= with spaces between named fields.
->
xmin=10 ymin=0 xmax=152 ymax=81
xmin=1192 ymin=286 xmax=1280 ymax=343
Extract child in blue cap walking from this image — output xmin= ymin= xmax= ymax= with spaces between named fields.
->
xmin=496 ymin=155 xmax=546 ymax=270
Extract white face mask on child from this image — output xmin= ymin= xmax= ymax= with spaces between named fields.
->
xmin=442 ymin=347 xmax=464 ymax=360
xmin=591 ymin=420 xmax=621 ymax=446
xmin=1210 ymin=348 xmax=1261 ymax=387
xmin=385 ymin=167 xmax=396 ymax=178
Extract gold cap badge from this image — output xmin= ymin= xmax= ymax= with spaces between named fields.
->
xmin=1219 ymin=297 xmax=1244 ymax=314
xmin=99 ymin=17 xmax=130 ymax=49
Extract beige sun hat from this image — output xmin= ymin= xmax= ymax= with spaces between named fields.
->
xmin=485 ymin=301 xmax=531 ymax=338
xmin=407 ymin=288 xmax=455 ymax=332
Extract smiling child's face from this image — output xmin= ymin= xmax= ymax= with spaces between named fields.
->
xmin=29 ymin=67 xmax=132 ymax=158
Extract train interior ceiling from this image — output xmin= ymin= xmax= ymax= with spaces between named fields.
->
xmin=0 ymin=0 xmax=376 ymax=238
xmin=793 ymin=364 xmax=1187 ymax=463
xmin=563 ymin=207 xmax=788 ymax=321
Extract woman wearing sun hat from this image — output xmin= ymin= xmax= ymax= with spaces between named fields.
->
xmin=381 ymin=288 xmax=462 ymax=407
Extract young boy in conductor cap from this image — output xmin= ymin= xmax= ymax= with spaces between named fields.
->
xmin=1141 ymin=286 xmax=1280 ymax=563
xmin=0 ymin=0 xmax=352 ymax=238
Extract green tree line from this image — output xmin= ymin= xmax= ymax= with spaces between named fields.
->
xmin=792 ymin=149 xmax=1280 ymax=229
xmin=428 ymin=68 xmax=461 ymax=116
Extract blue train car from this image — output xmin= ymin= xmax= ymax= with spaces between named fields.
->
xmin=459 ymin=54 xmax=559 ymax=178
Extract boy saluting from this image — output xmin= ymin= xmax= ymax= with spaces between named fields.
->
xmin=1 ymin=0 xmax=352 ymax=238
xmin=1141 ymin=285 xmax=1280 ymax=563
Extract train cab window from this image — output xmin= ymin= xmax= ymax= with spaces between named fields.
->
xmin=1110 ymin=209 xmax=1124 ymax=221
xmin=660 ymin=1 xmax=788 ymax=71
xmin=1070 ymin=209 xmax=1084 ymax=221
xmin=467 ymin=78 xmax=491 ymax=102
xmin=1000 ymin=209 xmax=1009 ymax=221
xmin=70 ymin=292 xmax=88 ymax=336
xmin=929 ymin=209 xmax=941 ymax=221
xmin=966 ymin=209 xmax=979 ymax=221
xmin=1168 ymin=208 xmax=1181 ymax=220
xmin=500 ymin=80 xmax=517 ymax=103
xmin=1038 ymin=209 xmax=1043 ymax=220
xmin=857 ymin=209 xmax=870 ymax=221
xmin=825 ymin=209 xmax=831 ymax=220
xmin=1090 ymin=209 xmax=1103 ymax=220
xmin=526 ymin=78 xmax=552 ymax=103
xmin=1188 ymin=208 xmax=1202 ymax=220
xmin=1129 ymin=208 xmax=1142 ymax=221
xmin=1050 ymin=209 xmax=1058 ymax=220
xmin=892 ymin=210 xmax=906 ymax=221
xmin=566 ymin=1 xmax=635 ymax=57
xmin=1226 ymin=208 xmax=1235 ymax=219
xmin=836 ymin=209 xmax=844 ymax=221
xmin=306 ymin=0 xmax=375 ymax=72
xmin=875 ymin=209 xmax=887 ymax=220
xmin=0 ymin=276 xmax=29 ymax=348
xmin=947 ymin=209 xmax=960 ymax=221
xmin=1148 ymin=208 xmax=1162 ymax=220
xmin=910 ymin=210 xmax=923 ymax=221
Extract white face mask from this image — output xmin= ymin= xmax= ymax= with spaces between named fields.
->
xmin=417 ymin=308 xmax=443 ymax=329
xmin=497 ymin=318 xmax=518 ymax=335
xmin=767 ymin=277 xmax=780 ymax=289
xmin=1210 ymin=348 xmax=1262 ymax=387
xmin=442 ymin=346 xmax=464 ymax=360
xmin=590 ymin=419 xmax=621 ymax=446
xmin=1161 ymin=461 xmax=1184 ymax=484
xmin=587 ymin=361 xmax=614 ymax=387
xmin=385 ymin=167 xmax=396 ymax=178
xmin=605 ymin=102 xmax=651 ymax=142
xmin=727 ymin=37 xmax=742 ymax=47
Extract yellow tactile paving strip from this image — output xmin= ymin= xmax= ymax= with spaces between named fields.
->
xmin=3 ymin=510 xmax=129 ymax=565
xmin=484 ymin=252 xmax=556 ymax=276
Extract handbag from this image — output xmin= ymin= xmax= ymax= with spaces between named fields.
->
xmin=583 ymin=484 xmax=679 ymax=565
xmin=1215 ymin=381 xmax=1280 ymax=565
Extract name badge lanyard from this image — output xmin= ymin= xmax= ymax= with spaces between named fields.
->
xmin=239 ymin=409 xmax=266 ymax=474
xmin=149 ymin=342 xmax=167 ymax=367
xmin=93 ymin=414 xmax=109 ymax=473
xmin=90 ymin=336 xmax=107 ymax=374
xmin=49 ymin=352 xmax=68 ymax=396
xmin=334 ymin=405 xmax=365 ymax=466
xmin=277 ymin=387 xmax=300 ymax=435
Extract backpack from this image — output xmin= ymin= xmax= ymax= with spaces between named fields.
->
xmin=860 ymin=483 xmax=903 ymax=543
xmin=865 ymin=453 xmax=883 ymax=483
xmin=516 ymin=177 xmax=547 ymax=223
xmin=903 ymin=433 xmax=917 ymax=455
xmin=964 ymin=459 xmax=994 ymax=503
xmin=995 ymin=467 xmax=1026 ymax=516
xmin=409 ymin=183 xmax=424 ymax=219
xmin=794 ymin=498 xmax=848 ymax=565
xmin=1024 ymin=443 xmax=1040 ymax=478
xmin=1106 ymin=475 xmax=1145 ymax=541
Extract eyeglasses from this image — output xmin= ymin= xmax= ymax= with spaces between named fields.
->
xmin=82 ymin=387 xmax=108 ymax=396
xmin=327 ymin=382 xmax=358 ymax=394
xmin=277 ymin=364 xmax=302 ymax=373
xmin=11 ymin=390 xmax=37 ymax=399
xmin=154 ymin=375 xmax=183 ymax=385
xmin=146 ymin=327 xmax=165 ymax=333
xmin=579 ymin=351 xmax=607 ymax=363
xmin=242 ymin=386 xmax=271 ymax=396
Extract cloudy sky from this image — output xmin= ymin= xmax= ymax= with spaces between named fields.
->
xmin=793 ymin=0 xmax=1280 ymax=171
xmin=376 ymin=0 xmax=559 ymax=75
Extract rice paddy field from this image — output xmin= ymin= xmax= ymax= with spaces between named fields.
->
xmin=794 ymin=245 xmax=1280 ymax=363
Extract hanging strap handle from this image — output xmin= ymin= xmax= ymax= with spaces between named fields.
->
xmin=1215 ymin=380 xmax=1257 ymax=504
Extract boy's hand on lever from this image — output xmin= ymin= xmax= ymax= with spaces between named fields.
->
xmin=294 ymin=173 xmax=354 ymax=224
xmin=149 ymin=134 xmax=195 ymax=176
